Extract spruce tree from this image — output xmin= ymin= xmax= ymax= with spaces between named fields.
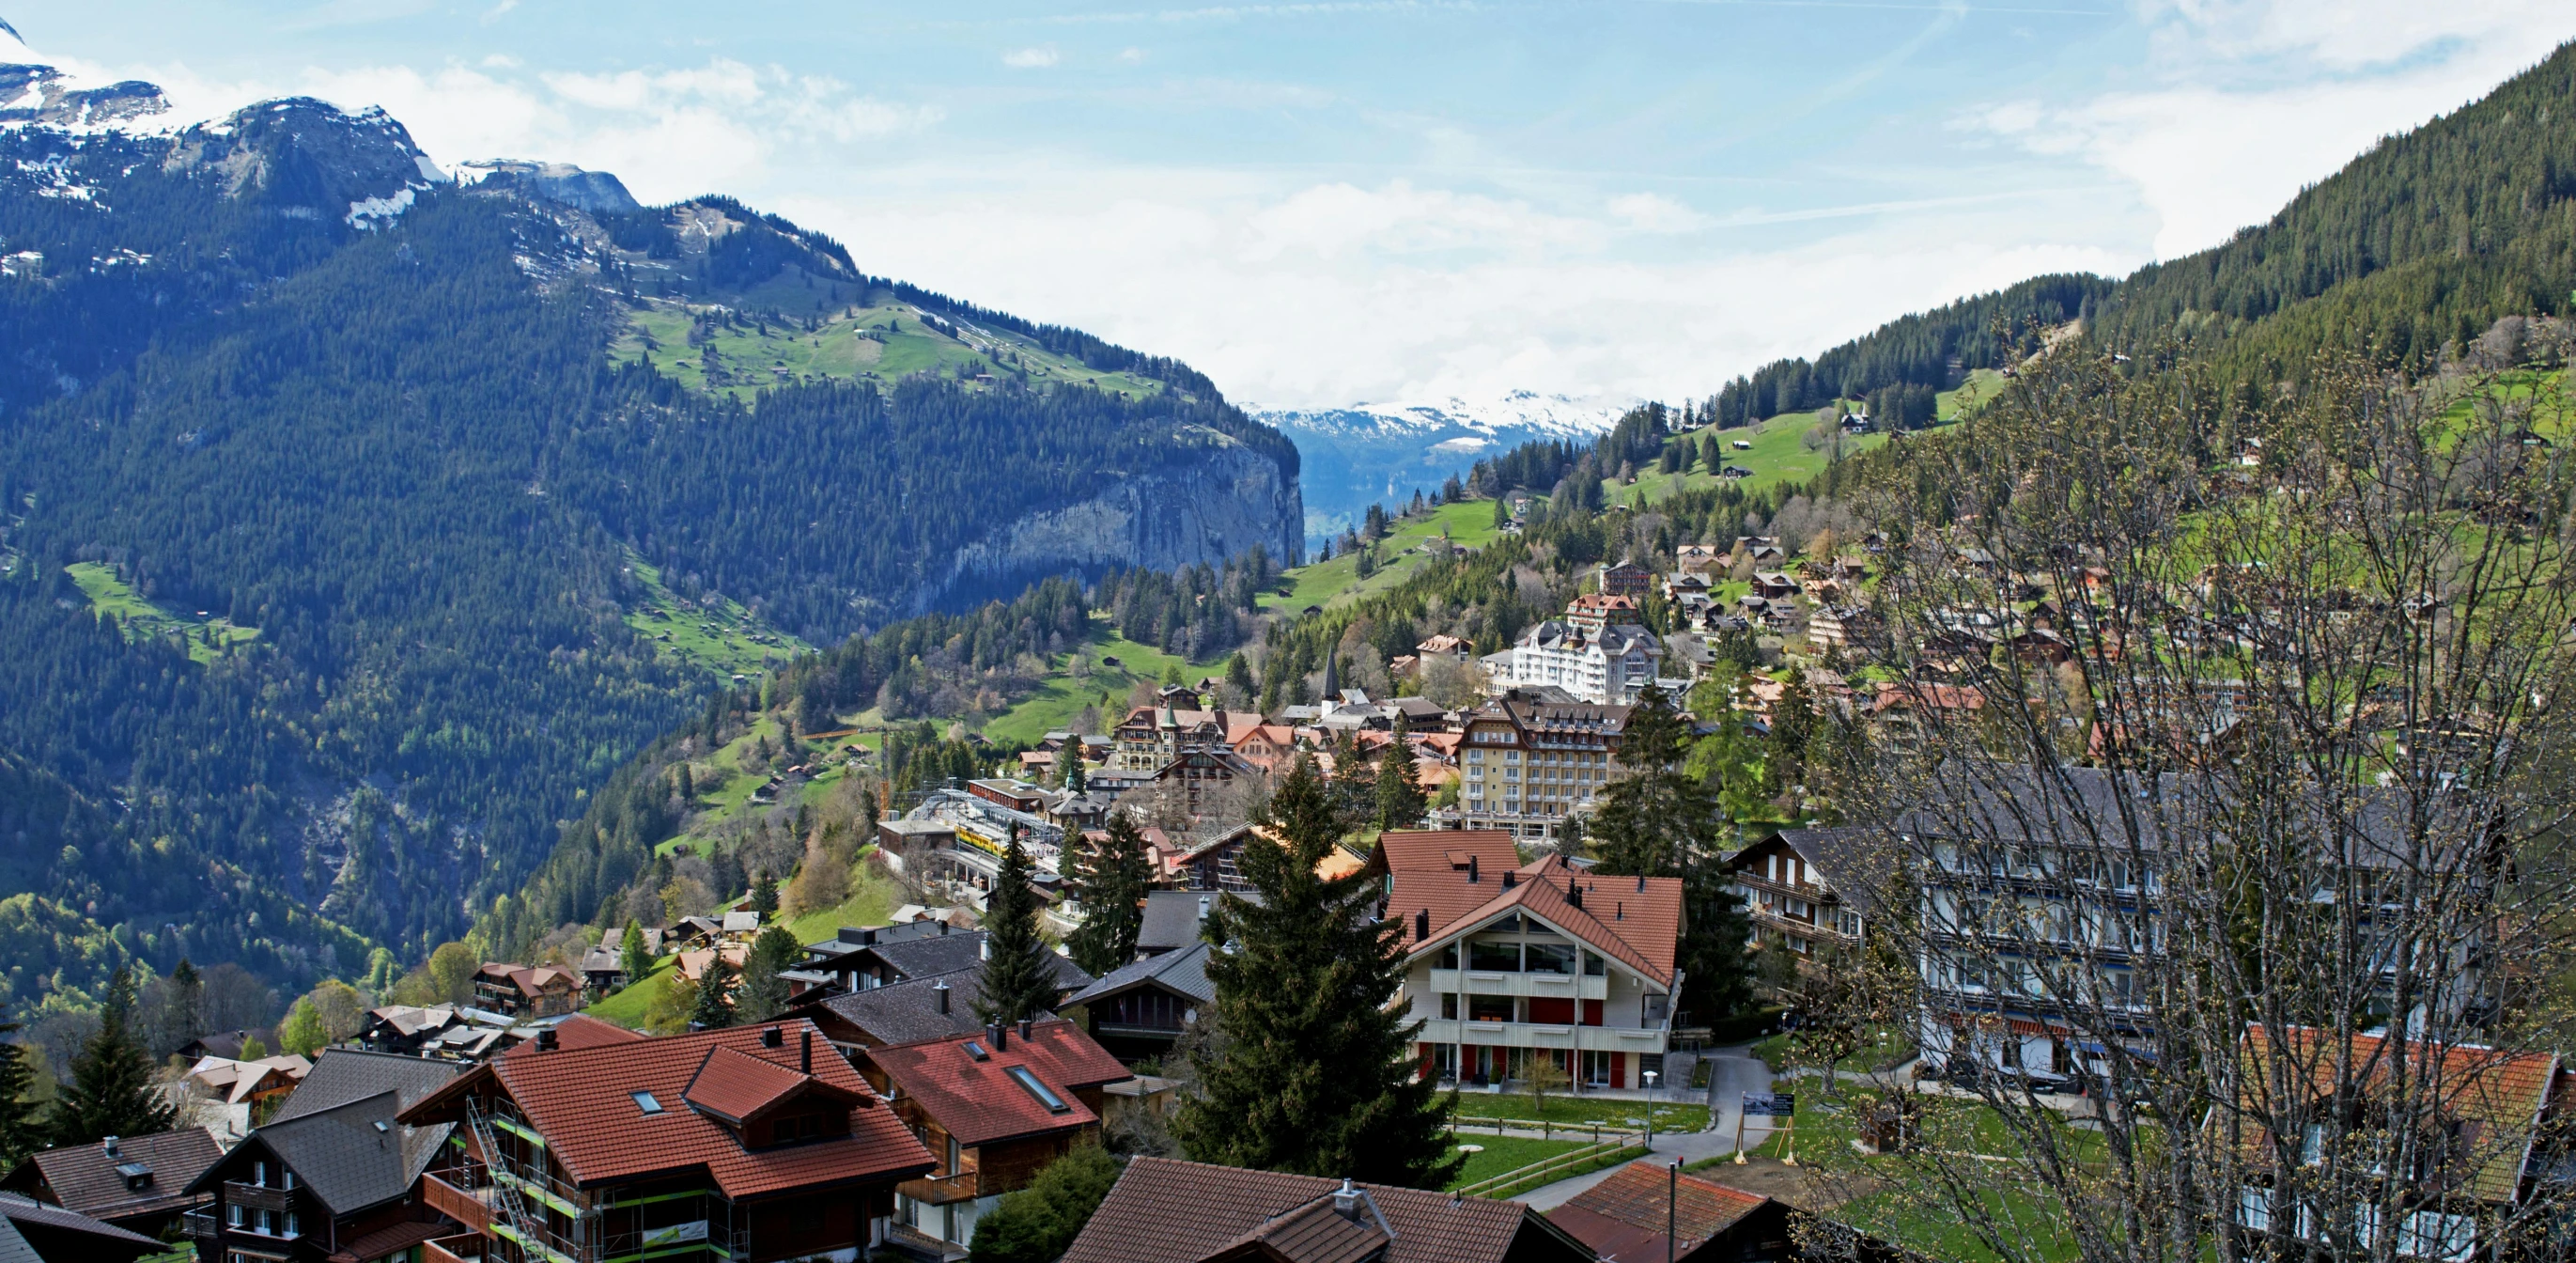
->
xmin=1063 ymin=751 xmax=1087 ymax=795
xmin=690 ymin=955 xmax=737 ymax=1030
xmin=749 ymin=872 xmax=780 ymax=921
xmin=1066 ymin=815 xmax=1152 ymax=977
xmin=0 ymin=1022 xmax=39 ymax=1170
xmin=974 ymin=828 xmax=1061 ymax=1025
xmin=736 ymin=926 xmax=800 ymax=1023
xmin=1373 ymin=715 xmax=1428 ymax=833
xmin=620 ymin=920 xmax=653 ymax=987
xmin=50 ymin=968 xmax=177 ymax=1144
xmin=1174 ymin=758 xmax=1460 ymax=1187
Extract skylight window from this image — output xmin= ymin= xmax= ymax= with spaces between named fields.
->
xmin=963 ymin=1040 xmax=989 ymax=1062
xmin=632 ymin=1091 xmax=663 ymax=1115
xmin=1005 ymin=1066 xmax=1070 ymax=1114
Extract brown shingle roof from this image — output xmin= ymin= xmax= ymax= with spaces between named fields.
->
xmin=865 ymin=1020 xmax=1129 ymax=1147
xmin=1547 ymin=1161 xmax=1768 ymax=1260
xmin=4 ymin=1130 xmax=222 ymax=1225
xmin=399 ymin=1018 xmax=931 ymax=1199
xmin=1060 ymin=1157 xmax=1558 ymax=1263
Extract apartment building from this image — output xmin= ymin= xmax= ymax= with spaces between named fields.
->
xmin=1383 ymin=834 xmax=1685 ymax=1091
xmin=1727 ymin=832 xmax=1870 ymax=975
xmin=1451 ymin=693 xmax=1629 ymax=842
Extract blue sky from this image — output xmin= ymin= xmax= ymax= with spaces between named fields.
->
xmin=13 ymin=2 xmax=2576 ymax=408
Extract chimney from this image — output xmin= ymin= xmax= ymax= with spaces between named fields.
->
xmin=1333 ymin=1177 xmax=1361 ymax=1222
xmin=800 ymin=1031 xmax=813 ymax=1074
xmin=536 ymin=1027 xmax=559 ymax=1052
xmin=762 ymin=1025 xmax=784 ymax=1049
xmin=1636 ymin=873 xmax=1647 ymax=893
xmin=991 ymin=1022 xmax=1009 ymax=1051
xmin=101 ymin=1136 xmax=119 ymax=1159
xmin=1502 ymin=871 xmax=1516 ymax=889
xmin=1414 ymin=908 xmax=1430 ymax=941
xmin=1467 ymin=855 xmax=1480 ymax=883
xmin=934 ymin=981 xmax=952 ymax=1014
xmin=1617 ymin=901 xmax=1625 ymax=921
xmin=1568 ymin=884 xmax=1583 ymax=910
xmin=1197 ymin=896 xmax=1211 ymax=922
xmin=939 ymin=921 xmax=952 ymax=936
xmin=1017 ymin=1018 xmax=1033 ymax=1043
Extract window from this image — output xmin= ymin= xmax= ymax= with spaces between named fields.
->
xmin=632 ymin=1091 xmax=663 ymax=1115
xmin=1583 ymin=950 xmax=1606 ymax=976
xmin=281 ymin=1170 xmax=294 ymax=1191
xmin=1438 ymin=943 xmax=1458 ymax=968
xmin=252 ymin=1162 xmax=266 ymax=1188
xmin=1005 ymin=1066 xmax=1071 ymax=1114
xmin=1524 ymin=943 xmax=1576 ymax=975
xmin=1467 ymin=940 xmax=1521 ymax=971
xmin=1439 ymin=993 xmax=1458 ymax=1019
xmin=226 ymin=1204 xmax=242 ymax=1228
xmin=2399 ymin=1211 xmax=2475 ymax=1262
xmin=946 ymin=1135 xmax=961 ymax=1175
xmin=284 ymin=1212 xmax=299 ymax=1239
xmin=1466 ymin=994 xmax=1514 ymax=1022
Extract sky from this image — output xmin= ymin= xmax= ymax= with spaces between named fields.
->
xmin=11 ymin=2 xmax=2576 ymax=411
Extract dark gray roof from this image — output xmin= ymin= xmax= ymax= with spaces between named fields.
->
xmin=1135 ymin=888 xmax=1259 ymax=954
xmin=868 ymin=930 xmax=989 ymax=981
xmin=272 ymin=1049 xmax=462 ymax=1122
xmin=0 ymin=1215 xmax=37 ymax=1263
xmin=0 ymin=1193 xmax=161 ymax=1255
xmin=1066 ymin=940 xmax=1215 ymax=1009
xmin=804 ymin=953 xmax=1094 ymax=1046
xmin=201 ymin=1091 xmax=448 ymax=1216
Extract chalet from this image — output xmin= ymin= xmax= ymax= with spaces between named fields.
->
xmin=1 ymin=1129 xmax=223 ymax=1242
xmin=0 ymin=1194 xmax=165 ymax=1263
xmin=1134 ymin=888 xmax=1234 ymax=958
xmin=1750 ymin=571 xmax=1802 ymax=601
xmin=1226 ymin=723 xmax=1302 ymax=773
xmin=1417 ymin=633 xmax=1473 ymax=661
xmin=1596 ymin=561 xmax=1653 ymax=600
xmin=1060 ymin=1156 xmax=1592 ymax=1263
xmin=472 ymin=962 xmax=581 ymax=1020
xmin=799 ymin=921 xmax=970 ymax=991
xmin=1392 ymin=843 xmax=1685 ymax=1091
xmin=177 ymin=1031 xmax=259 ymax=1062
xmin=794 ymin=969 xmax=992 ymax=1052
xmin=671 ymin=915 xmax=727 ymax=949
xmin=578 ymin=948 xmax=626 ymax=993
xmin=1165 ymin=822 xmax=1266 ymax=892
xmin=181 ymin=1053 xmax=311 ymax=1136
xmin=1062 ymin=940 xmax=1216 ymax=1062
xmin=722 ymin=911 xmax=765 ymax=942
xmin=1727 ymin=832 xmax=1872 ymax=978
xmin=1721 ymin=464 xmax=1756 ymax=480
xmin=1675 ymin=544 xmax=1723 ymax=575
xmin=1548 ymin=1161 xmax=1795 ymax=1263
xmin=402 ymin=1019 xmax=935 ymax=1262
xmin=183 ymin=1083 xmax=463 ymax=1263
xmin=857 ymin=1019 xmax=1132 ymax=1255
xmin=1149 ymin=748 xmax=1260 ymax=822
xmin=599 ymin=925 xmax=667 ymax=959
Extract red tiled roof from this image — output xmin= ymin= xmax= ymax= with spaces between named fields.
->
xmin=2239 ymin=1024 xmax=2562 ymax=1202
xmin=399 ymin=1019 xmax=931 ymax=1199
xmin=1061 ymin=1157 xmax=1545 ymax=1263
xmin=684 ymin=1046 xmax=863 ymax=1125
xmin=1399 ymin=854 xmax=1682 ymax=984
xmin=1371 ymin=829 xmax=1518 ymax=879
xmin=504 ymin=1015 xmax=645 ymax=1059
xmin=1547 ymin=1161 xmax=1770 ymax=1261
xmin=865 ymin=1020 xmax=1130 ymax=1147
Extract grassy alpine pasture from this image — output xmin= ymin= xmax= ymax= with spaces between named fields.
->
xmin=64 ymin=562 xmax=261 ymax=663
xmin=620 ymin=554 xmax=813 ymax=679
xmin=608 ymin=295 xmax=1166 ymax=404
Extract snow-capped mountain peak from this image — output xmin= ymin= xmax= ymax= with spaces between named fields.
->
xmin=1257 ymin=389 xmax=1635 ymax=441
xmin=1252 ymin=389 xmax=1639 ymax=544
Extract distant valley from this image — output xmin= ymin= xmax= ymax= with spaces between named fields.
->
xmin=1255 ymin=392 xmax=1630 ymax=545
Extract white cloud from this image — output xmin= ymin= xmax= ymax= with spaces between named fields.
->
xmin=1002 ymin=46 xmax=1062 ymax=69
xmin=1976 ymin=0 xmax=2576 ymax=257
xmin=1607 ymin=193 xmax=1706 ymax=235
xmin=1118 ymin=47 xmax=1148 ymax=64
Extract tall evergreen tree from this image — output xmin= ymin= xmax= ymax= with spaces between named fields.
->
xmin=1373 ymin=715 xmax=1427 ymax=833
xmin=50 ymin=968 xmax=177 ymax=1144
xmin=1175 ymin=758 xmax=1461 ymax=1187
xmin=690 ymin=955 xmax=737 ymax=1031
xmin=1063 ymin=750 xmax=1087 ymax=795
xmin=1065 ymin=814 xmax=1153 ymax=977
xmin=620 ymin=920 xmax=653 ymax=987
xmin=749 ymin=872 xmax=780 ymax=921
xmin=975 ymin=828 xmax=1061 ymax=1025
xmin=736 ymin=926 xmax=801 ymax=1024
xmin=1586 ymin=685 xmax=1757 ymax=1021
xmin=0 ymin=1022 xmax=39 ymax=1171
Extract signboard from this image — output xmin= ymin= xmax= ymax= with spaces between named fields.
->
xmin=1739 ymin=1092 xmax=1796 ymax=1117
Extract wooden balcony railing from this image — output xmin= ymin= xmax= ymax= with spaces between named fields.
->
xmin=420 ymin=1173 xmax=494 ymax=1237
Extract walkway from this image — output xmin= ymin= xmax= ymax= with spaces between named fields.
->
xmin=1514 ymin=1045 xmax=1779 ymax=1210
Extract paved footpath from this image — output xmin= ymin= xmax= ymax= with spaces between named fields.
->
xmin=1515 ymin=1046 xmax=1780 ymax=1210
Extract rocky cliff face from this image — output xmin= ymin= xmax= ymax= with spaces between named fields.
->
xmin=923 ymin=424 xmax=1303 ymax=612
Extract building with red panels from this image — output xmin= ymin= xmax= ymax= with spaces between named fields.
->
xmin=399 ymin=1018 xmax=933 ymax=1263
xmin=1386 ymin=835 xmax=1685 ymax=1092
xmin=854 ymin=1018 xmax=1132 ymax=1255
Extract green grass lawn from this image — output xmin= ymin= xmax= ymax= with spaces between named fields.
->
xmin=1452 ymin=1090 xmax=1711 ymax=1134
xmin=1442 ymin=1134 xmax=1593 ymax=1192
xmin=65 ymin=563 xmax=261 ymax=663
xmin=608 ymin=297 xmax=1163 ymax=404
xmin=1261 ymin=499 xmax=1504 ymax=616
xmin=977 ymin=616 xmax=1235 ymax=748
xmin=583 ymin=952 xmax=677 ymax=1030
xmin=780 ymin=860 xmax=905 ymax=943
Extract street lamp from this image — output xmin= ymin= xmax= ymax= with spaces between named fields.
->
xmin=1642 ymin=1070 xmax=1659 ymax=1152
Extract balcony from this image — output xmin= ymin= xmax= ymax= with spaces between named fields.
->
xmin=421 ymin=1173 xmax=495 ymax=1237
xmin=182 ymin=1209 xmax=217 ymax=1240
xmin=425 ymin=1234 xmax=488 ymax=1263
xmin=225 ymin=1181 xmax=292 ymax=1212
xmin=1420 ymin=968 xmax=1608 ymax=1000
xmin=1415 ymin=1018 xmax=1668 ymax=1052
xmin=898 ymin=1171 xmax=982 ymax=1206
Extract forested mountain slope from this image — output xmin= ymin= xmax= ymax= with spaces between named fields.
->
xmin=1696 ymin=40 xmax=2576 ymax=428
xmin=0 ymin=69 xmax=1298 ymax=1013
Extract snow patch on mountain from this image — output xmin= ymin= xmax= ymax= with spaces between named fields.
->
xmin=1257 ymin=389 xmax=1634 ymax=441
xmin=1253 ymin=390 xmax=1637 ymax=545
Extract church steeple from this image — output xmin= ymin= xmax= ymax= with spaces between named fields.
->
xmin=1321 ymin=649 xmax=1340 ymax=704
